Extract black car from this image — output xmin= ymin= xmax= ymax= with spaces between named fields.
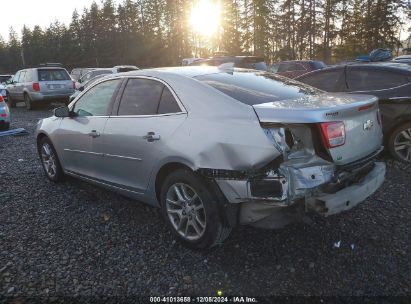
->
xmin=295 ymin=62 xmax=411 ymax=163
xmin=190 ymin=56 xmax=267 ymax=71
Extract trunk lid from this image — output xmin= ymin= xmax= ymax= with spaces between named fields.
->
xmin=253 ymin=93 xmax=383 ymax=165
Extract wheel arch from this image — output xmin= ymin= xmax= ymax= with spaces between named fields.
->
xmin=384 ymin=114 xmax=411 ymax=144
xmin=154 ymin=162 xmax=194 ymax=202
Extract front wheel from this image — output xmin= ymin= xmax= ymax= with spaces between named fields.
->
xmin=160 ymin=169 xmax=232 ymax=249
xmin=388 ymin=122 xmax=411 ymax=163
xmin=37 ymin=137 xmax=64 ymax=182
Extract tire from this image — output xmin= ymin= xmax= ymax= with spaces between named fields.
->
xmin=160 ymin=169 xmax=232 ymax=249
xmin=7 ymin=92 xmax=16 ymax=108
xmin=37 ymin=137 xmax=64 ymax=182
xmin=24 ymin=93 xmax=34 ymax=110
xmin=388 ymin=122 xmax=411 ymax=163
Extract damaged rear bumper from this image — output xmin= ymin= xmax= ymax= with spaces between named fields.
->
xmin=213 ymin=161 xmax=385 ymax=228
xmin=306 ymin=162 xmax=385 ymax=216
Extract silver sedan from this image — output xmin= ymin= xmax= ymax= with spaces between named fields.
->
xmin=36 ymin=67 xmax=385 ymax=248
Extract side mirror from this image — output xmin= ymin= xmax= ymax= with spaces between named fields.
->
xmin=54 ymin=106 xmax=71 ymax=118
xmin=79 ymin=86 xmax=84 ymax=92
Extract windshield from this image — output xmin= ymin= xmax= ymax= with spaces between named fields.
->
xmin=195 ymin=70 xmax=321 ymax=106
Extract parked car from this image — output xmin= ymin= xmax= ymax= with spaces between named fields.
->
xmin=393 ymin=55 xmax=411 ymax=65
xmin=36 ymin=67 xmax=385 ymax=248
xmin=0 ymin=75 xmax=13 ymax=84
xmin=0 ymin=83 xmax=7 ymax=102
xmin=112 ymin=65 xmax=139 ymax=73
xmin=190 ymin=56 xmax=268 ymax=71
xmin=75 ymin=66 xmax=139 ymax=89
xmin=271 ymin=60 xmax=327 ymax=78
xmin=70 ymin=73 xmax=111 ymax=101
xmin=76 ymin=69 xmax=114 ymax=87
xmin=6 ymin=67 xmax=75 ymax=110
xmin=295 ymin=62 xmax=411 ymax=163
xmin=182 ymin=58 xmax=203 ymax=66
xmin=0 ymin=95 xmax=11 ymax=130
xmin=70 ymin=68 xmax=97 ymax=81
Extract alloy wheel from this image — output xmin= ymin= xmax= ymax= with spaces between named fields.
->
xmin=41 ymin=143 xmax=58 ymax=178
xmin=394 ymin=128 xmax=411 ymax=162
xmin=165 ymin=183 xmax=206 ymax=241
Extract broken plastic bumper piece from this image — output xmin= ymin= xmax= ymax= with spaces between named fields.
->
xmin=307 ymin=162 xmax=386 ymax=216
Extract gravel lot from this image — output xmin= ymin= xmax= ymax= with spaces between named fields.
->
xmin=1 ymin=105 xmax=410 ymax=298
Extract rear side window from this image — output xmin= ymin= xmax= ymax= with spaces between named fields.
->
xmin=118 ymin=78 xmax=164 ymax=115
xmin=38 ymin=69 xmax=70 ymax=81
xmin=297 ymin=69 xmax=343 ymax=92
xmin=196 ymin=71 xmax=320 ymax=106
xmin=25 ymin=70 xmax=33 ymax=82
xmin=73 ymin=79 xmax=121 ymax=116
xmin=158 ymin=87 xmax=181 ymax=114
xmin=19 ymin=71 xmax=26 ymax=83
xmin=347 ymin=68 xmax=409 ymax=91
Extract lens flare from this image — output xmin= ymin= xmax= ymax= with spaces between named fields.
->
xmin=190 ymin=0 xmax=221 ymax=37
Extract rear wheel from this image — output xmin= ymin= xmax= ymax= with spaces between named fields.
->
xmin=160 ymin=169 xmax=232 ymax=249
xmin=7 ymin=92 xmax=16 ymax=108
xmin=388 ymin=122 xmax=411 ymax=163
xmin=38 ymin=137 xmax=64 ymax=182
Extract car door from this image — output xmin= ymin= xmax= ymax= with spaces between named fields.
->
xmin=8 ymin=71 xmax=21 ymax=100
xmin=53 ymin=78 xmax=123 ymax=178
xmin=346 ymin=66 xmax=411 ymax=131
xmin=101 ymin=77 xmax=187 ymax=193
xmin=15 ymin=70 xmax=26 ymax=100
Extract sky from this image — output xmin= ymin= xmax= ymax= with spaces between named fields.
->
xmin=0 ymin=0 xmax=97 ymax=40
xmin=1 ymin=0 xmax=410 ymax=42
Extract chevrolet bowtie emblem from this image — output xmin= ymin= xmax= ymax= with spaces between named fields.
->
xmin=363 ymin=120 xmax=374 ymax=131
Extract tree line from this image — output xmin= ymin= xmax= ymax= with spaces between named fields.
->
xmin=0 ymin=0 xmax=409 ymax=73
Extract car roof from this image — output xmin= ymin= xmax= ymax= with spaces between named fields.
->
xmin=394 ymin=55 xmax=411 ymax=60
xmin=300 ymin=62 xmax=411 ymax=74
xmin=113 ymin=66 xmax=258 ymax=79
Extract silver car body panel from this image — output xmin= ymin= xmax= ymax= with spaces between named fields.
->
xmin=37 ymin=67 xmax=386 ymax=228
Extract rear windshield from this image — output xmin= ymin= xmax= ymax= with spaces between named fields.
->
xmin=38 ymin=69 xmax=70 ymax=81
xmin=195 ymin=71 xmax=321 ymax=106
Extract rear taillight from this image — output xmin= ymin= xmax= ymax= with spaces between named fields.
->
xmin=33 ymin=82 xmax=40 ymax=92
xmin=320 ymin=121 xmax=345 ymax=148
xmin=0 ymin=95 xmax=4 ymax=102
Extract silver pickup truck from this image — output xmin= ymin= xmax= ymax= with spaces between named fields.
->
xmin=36 ymin=67 xmax=386 ymax=249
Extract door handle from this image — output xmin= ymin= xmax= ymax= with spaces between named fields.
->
xmin=88 ymin=130 xmax=100 ymax=138
xmin=143 ymin=131 xmax=160 ymax=142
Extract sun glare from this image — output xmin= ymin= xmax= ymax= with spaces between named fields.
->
xmin=190 ymin=0 xmax=221 ymax=37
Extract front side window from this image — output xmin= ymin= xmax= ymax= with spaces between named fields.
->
xmin=73 ymin=79 xmax=121 ymax=117
xmin=118 ymin=78 xmax=164 ymax=115
xmin=13 ymin=72 xmax=21 ymax=83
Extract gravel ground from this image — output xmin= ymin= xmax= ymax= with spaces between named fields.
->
xmin=0 ymin=105 xmax=410 ymax=299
